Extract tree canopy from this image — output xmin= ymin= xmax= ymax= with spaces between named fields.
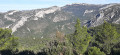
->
xmin=89 ymin=21 xmax=120 ymax=54
xmin=0 ymin=28 xmax=18 ymax=51
xmin=68 ymin=19 xmax=92 ymax=54
xmin=88 ymin=47 xmax=106 ymax=55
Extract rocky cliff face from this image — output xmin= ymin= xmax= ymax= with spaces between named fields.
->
xmin=0 ymin=3 xmax=120 ymax=37
xmin=88 ymin=4 xmax=120 ymax=27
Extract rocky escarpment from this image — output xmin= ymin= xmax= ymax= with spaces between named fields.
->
xmin=88 ymin=4 xmax=120 ymax=27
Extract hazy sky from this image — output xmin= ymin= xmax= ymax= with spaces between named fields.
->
xmin=0 ymin=0 xmax=120 ymax=12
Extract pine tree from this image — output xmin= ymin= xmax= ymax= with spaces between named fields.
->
xmin=72 ymin=19 xmax=92 ymax=54
xmin=92 ymin=21 xmax=120 ymax=54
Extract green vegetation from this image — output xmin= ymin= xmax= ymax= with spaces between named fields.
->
xmin=1 ymin=19 xmax=120 ymax=55
xmin=88 ymin=47 xmax=106 ymax=55
xmin=67 ymin=19 xmax=92 ymax=55
xmin=88 ymin=21 xmax=120 ymax=55
xmin=0 ymin=28 xmax=18 ymax=51
xmin=18 ymin=36 xmax=51 ymax=53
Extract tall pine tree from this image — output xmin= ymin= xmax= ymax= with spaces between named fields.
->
xmin=91 ymin=21 xmax=120 ymax=54
xmin=72 ymin=19 xmax=92 ymax=55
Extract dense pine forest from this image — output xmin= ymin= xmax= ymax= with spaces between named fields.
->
xmin=0 ymin=19 xmax=120 ymax=55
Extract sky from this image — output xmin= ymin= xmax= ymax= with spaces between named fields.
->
xmin=0 ymin=0 xmax=120 ymax=12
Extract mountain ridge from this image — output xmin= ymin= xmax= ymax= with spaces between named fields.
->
xmin=0 ymin=3 xmax=120 ymax=37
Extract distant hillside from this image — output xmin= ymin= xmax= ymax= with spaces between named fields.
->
xmin=0 ymin=3 xmax=120 ymax=38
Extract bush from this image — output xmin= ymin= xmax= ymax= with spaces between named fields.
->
xmin=88 ymin=47 xmax=106 ymax=55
